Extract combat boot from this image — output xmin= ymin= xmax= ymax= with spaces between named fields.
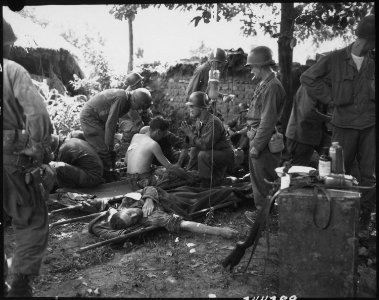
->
xmin=8 ymin=274 xmax=33 ymax=297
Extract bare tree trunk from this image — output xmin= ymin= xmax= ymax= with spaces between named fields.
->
xmin=128 ymin=17 xmax=134 ymax=73
xmin=278 ymin=3 xmax=295 ymax=135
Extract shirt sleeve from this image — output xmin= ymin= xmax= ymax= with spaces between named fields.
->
xmin=251 ymin=84 xmax=283 ymax=152
xmin=104 ymin=96 xmax=125 ymax=148
xmin=13 ymin=65 xmax=53 ymax=154
xmin=189 ymin=118 xmax=223 ymax=150
xmin=141 ymin=186 xmax=160 ymax=205
xmin=185 ymin=67 xmax=207 ymax=100
xmin=300 ymin=54 xmax=333 ymax=105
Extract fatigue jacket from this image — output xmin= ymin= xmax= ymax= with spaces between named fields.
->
xmin=83 ymin=89 xmax=132 ymax=148
xmin=247 ymin=72 xmax=286 ymax=152
xmin=285 ymin=85 xmax=330 ymax=146
xmin=300 ymin=43 xmax=375 ymax=129
xmin=3 ymin=59 xmax=52 ymax=156
xmin=58 ymin=138 xmax=104 ymax=178
xmin=185 ymin=62 xmax=211 ymax=100
xmin=188 ymin=111 xmax=233 ymax=152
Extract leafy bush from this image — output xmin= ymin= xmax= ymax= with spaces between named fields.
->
xmin=46 ymin=95 xmax=85 ymax=135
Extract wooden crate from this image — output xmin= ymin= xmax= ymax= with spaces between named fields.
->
xmin=277 ymin=188 xmax=360 ymax=297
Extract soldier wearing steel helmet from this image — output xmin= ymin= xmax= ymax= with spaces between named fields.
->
xmin=244 ymin=46 xmax=286 ymax=211
xmin=300 ymin=15 xmax=376 ymax=238
xmin=181 ymin=91 xmax=234 ymax=187
xmin=125 ymin=72 xmax=144 ymax=91
xmin=80 ymin=87 xmax=153 ymax=180
xmin=3 ymin=17 xmax=54 ymax=297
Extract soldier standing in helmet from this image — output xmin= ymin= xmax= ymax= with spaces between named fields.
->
xmin=3 ymin=17 xmax=53 ymax=297
xmin=244 ymin=46 xmax=286 ymax=211
xmin=80 ymin=87 xmax=153 ymax=181
xmin=185 ymin=48 xmax=233 ymax=107
xmin=181 ymin=91 xmax=234 ymax=187
xmin=300 ymin=15 xmax=376 ymax=238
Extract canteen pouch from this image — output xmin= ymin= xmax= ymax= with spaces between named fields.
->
xmin=268 ymin=127 xmax=284 ymax=153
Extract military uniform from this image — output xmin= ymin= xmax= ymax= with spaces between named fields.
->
xmin=186 ymin=111 xmax=234 ymax=185
xmin=80 ymin=89 xmax=132 ymax=170
xmin=3 ymin=59 xmax=52 ymax=287
xmin=185 ymin=62 xmax=211 ymax=100
xmin=247 ymin=72 xmax=285 ymax=208
xmin=53 ymin=138 xmax=104 ymax=188
xmin=301 ymin=43 xmax=375 ymax=227
xmin=285 ymin=85 xmax=331 ymax=166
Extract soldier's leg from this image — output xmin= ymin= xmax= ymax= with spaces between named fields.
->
xmin=286 ymin=137 xmax=314 ymax=166
xmin=54 ymin=163 xmax=102 ymax=188
xmin=357 ymin=126 xmax=376 ymax=232
xmin=80 ymin=112 xmax=112 ymax=170
xmin=212 ymin=149 xmax=235 ymax=181
xmin=3 ymin=171 xmax=48 ymax=297
xmin=332 ymin=126 xmax=359 ymax=174
xmin=249 ymin=147 xmax=281 ymax=209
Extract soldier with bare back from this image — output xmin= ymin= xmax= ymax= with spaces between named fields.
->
xmin=125 ymin=116 xmax=189 ymax=188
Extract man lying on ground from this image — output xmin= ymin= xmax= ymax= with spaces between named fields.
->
xmin=88 ymin=185 xmax=248 ymax=241
xmin=125 ymin=116 xmax=191 ymax=189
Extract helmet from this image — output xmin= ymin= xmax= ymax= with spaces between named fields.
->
xmin=68 ymin=130 xmax=86 ymax=141
xmin=356 ymin=15 xmax=375 ymax=41
xmin=186 ymin=91 xmax=209 ymax=108
xmin=132 ymin=88 xmax=152 ymax=110
xmin=208 ymin=48 xmax=227 ymax=63
xmin=126 ymin=72 xmax=144 ymax=88
xmin=3 ymin=18 xmax=17 ymax=46
xmin=238 ymin=102 xmax=249 ymax=112
xmin=245 ymin=46 xmax=275 ymax=67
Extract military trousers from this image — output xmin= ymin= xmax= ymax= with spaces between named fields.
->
xmin=332 ymin=125 xmax=376 ymax=220
xmin=80 ymin=108 xmax=113 ymax=170
xmin=249 ymin=146 xmax=281 ymax=209
xmin=187 ymin=147 xmax=234 ymax=180
xmin=55 ymin=163 xmax=103 ymax=188
xmin=3 ymin=164 xmax=49 ymax=275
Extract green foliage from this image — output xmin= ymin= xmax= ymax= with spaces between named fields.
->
xmin=45 ymin=93 xmax=85 ymax=136
xmin=154 ymin=2 xmax=374 ymax=45
xmin=61 ymin=28 xmax=112 ymax=94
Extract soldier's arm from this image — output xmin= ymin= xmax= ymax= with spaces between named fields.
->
xmin=188 ymin=119 xmax=223 ymax=150
xmin=105 ymin=97 xmax=124 ymax=149
xmin=185 ymin=67 xmax=206 ymax=99
xmin=300 ymin=54 xmax=333 ymax=105
xmin=252 ymin=85 xmax=283 ymax=152
xmin=13 ymin=65 xmax=53 ymax=161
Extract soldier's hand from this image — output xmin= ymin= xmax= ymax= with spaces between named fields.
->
xmin=142 ymin=198 xmax=155 ymax=217
xmin=16 ymin=145 xmax=43 ymax=163
xmin=180 ymin=121 xmax=193 ymax=137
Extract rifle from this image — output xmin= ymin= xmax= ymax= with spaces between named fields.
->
xmin=48 ymin=193 xmax=136 ymax=216
xmin=50 ymin=212 xmax=105 ymax=227
xmin=77 ymin=225 xmax=159 ymax=253
xmin=222 ymin=189 xmax=281 ymax=271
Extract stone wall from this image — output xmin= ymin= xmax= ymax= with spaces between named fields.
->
xmin=163 ymin=74 xmax=254 ymax=124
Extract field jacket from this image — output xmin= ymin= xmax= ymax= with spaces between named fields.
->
xmin=300 ymin=43 xmax=375 ymax=129
xmin=246 ymin=72 xmax=286 ymax=152
xmin=3 ymin=59 xmax=52 ymax=159
xmin=82 ymin=89 xmax=132 ymax=148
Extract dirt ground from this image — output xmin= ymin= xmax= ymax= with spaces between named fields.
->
xmin=4 ymin=200 xmax=376 ymax=298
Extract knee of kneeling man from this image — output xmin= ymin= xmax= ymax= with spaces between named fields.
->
xmin=198 ymin=151 xmax=211 ymax=161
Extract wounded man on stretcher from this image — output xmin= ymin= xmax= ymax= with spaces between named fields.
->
xmin=87 ymin=186 xmax=242 ymax=241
